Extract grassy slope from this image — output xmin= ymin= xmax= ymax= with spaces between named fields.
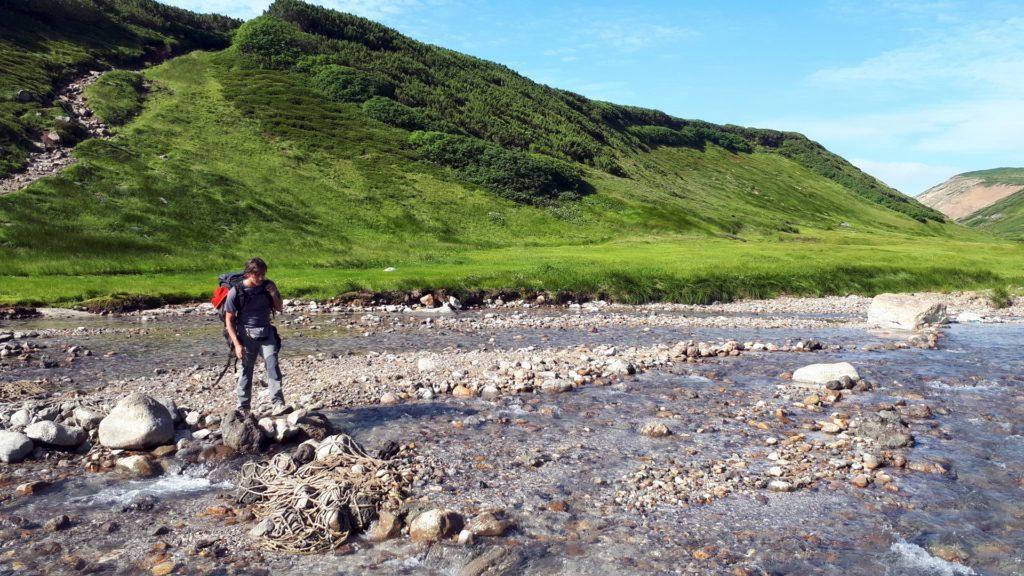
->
xmin=949 ymin=168 xmax=1024 ymax=239
xmin=1 ymin=50 xmax=1021 ymax=306
xmin=0 ymin=0 xmax=236 ymax=175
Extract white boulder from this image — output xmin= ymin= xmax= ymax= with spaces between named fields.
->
xmin=0 ymin=431 xmax=33 ymax=463
xmin=24 ymin=421 xmax=86 ymax=447
xmin=867 ymin=293 xmax=948 ymax=330
xmin=98 ymin=393 xmax=175 ymax=449
xmin=792 ymin=362 xmax=859 ymax=384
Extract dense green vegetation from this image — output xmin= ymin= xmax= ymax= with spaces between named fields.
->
xmin=1 ymin=0 xmax=1013 ymax=308
xmin=84 ymin=70 xmax=146 ymax=125
xmin=960 ymin=167 xmax=1024 ymax=186
xmin=0 ymin=0 xmax=237 ymax=175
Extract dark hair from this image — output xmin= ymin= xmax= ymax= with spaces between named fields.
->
xmin=244 ymin=258 xmax=267 ymax=276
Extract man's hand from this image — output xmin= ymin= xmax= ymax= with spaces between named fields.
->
xmin=234 ymin=343 xmax=244 ymax=360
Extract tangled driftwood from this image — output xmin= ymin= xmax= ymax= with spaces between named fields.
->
xmin=237 ymin=434 xmax=411 ymax=553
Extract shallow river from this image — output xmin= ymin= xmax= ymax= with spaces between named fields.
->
xmin=1 ymin=310 xmax=1022 ymax=575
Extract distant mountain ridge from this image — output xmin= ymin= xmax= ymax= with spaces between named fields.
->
xmin=918 ymin=168 xmax=1024 ymax=220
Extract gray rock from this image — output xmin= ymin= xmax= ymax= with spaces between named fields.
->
xmin=73 ymin=406 xmax=105 ymax=430
xmin=858 ymin=410 xmax=914 ymax=448
xmin=867 ymin=293 xmax=949 ymax=330
xmin=220 ymin=410 xmax=264 ymax=453
xmin=98 ymin=393 xmax=174 ymax=450
xmin=24 ymin=421 xmax=85 ymax=447
xmin=0 ymin=431 xmax=33 ymax=463
xmin=541 ymin=379 xmax=572 ymax=393
xmin=156 ymin=398 xmax=181 ymax=423
xmin=607 ymin=359 xmax=636 ymax=375
xmin=792 ymin=362 xmax=859 ymax=384
xmin=10 ymin=408 xmax=32 ymax=429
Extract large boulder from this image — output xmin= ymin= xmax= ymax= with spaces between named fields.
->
xmin=0 ymin=431 xmax=33 ymax=463
xmin=24 ymin=421 xmax=86 ymax=447
xmin=867 ymin=293 xmax=948 ymax=330
xmin=221 ymin=410 xmax=264 ymax=454
xmin=98 ymin=393 xmax=174 ymax=449
xmin=792 ymin=362 xmax=859 ymax=385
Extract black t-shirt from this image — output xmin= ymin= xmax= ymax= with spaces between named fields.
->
xmin=224 ymin=282 xmax=273 ymax=328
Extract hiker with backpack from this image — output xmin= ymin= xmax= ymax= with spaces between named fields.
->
xmin=219 ymin=258 xmax=286 ymax=415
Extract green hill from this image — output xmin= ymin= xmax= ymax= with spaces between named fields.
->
xmin=961 ymin=176 xmax=1024 ymax=240
xmin=918 ymin=167 xmax=1024 ymax=222
xmin=1 ymin=0 xmax=1021 ymax=307
xmin=0 ymin=0 xmax=238 ymax=176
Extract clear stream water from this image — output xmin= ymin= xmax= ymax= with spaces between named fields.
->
xmin=1 ymin=311 xmax=1022 ymax=575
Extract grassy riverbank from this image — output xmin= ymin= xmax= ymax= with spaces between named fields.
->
xmin=2 ymin=232 xmax=1022 ymax=307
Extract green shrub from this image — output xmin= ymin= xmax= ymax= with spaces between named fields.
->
xmin=85 ymin=70 xmax=145 ymax=125
xmin=627 ymin=125 xmax=685 ymax=147
xmin=408 ymin=131 xmax=589 ymax=205
xmin=989 ymin=285 xmax=1013 ymax=309
xmin=233 ymin=16 xmax=312 ymax=69
xmin=362 ymin=96 xmax=428 ymax=130
xmin=310 ymin=64 xmax=392 ymax=102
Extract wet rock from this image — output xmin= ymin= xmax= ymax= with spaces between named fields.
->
xmin=467 ymin=512 xmax=511 ymax=537
xmin=862 ymin=453 xmax=882 ymax=470
xmin=24 ymin=421 xmax=85 ymax=447
xmin=541 ymin=379 xmax=571 ymax=393
xmin=117 ymin=455 xmax=156 ymax=477
xmin=792 ymin=362 xmax=859 ymax=384
xmin=858 ymin=410 xmax=914 ymax=448
xmin=640 ymin=422 xmax=671 ymax=438
xmin=98 ymin=393 xmax=174 ymax=449
xmin=850 ymin=474 xmax=872 ymax=488
xmin=221 ymin=410 xmax=264 ymax=453
xmin=868 ymin=293 xmax=948 ymax=329
xmin=607 ymin=359 xmax=636 ymax=375
xmin=368 ymin=510 xmax=402 ymax=542
xmin=44 ymin=515 xmax=71 ymax=531
xmin=0 ymin=430 xmax=33 ymax=463
xmin=410 ymin=509 xmax=463 ymax=542
xmin=294 ymin=411 xmax=332 ymax=441
xmin=15 ymin=480 xmax=49 ymax=496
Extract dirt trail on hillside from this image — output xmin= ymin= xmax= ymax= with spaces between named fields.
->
xmin=0 ymin=71 xmax=110 ymax=195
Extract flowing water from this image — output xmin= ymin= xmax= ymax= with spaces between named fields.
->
xmin=1 ymin=310 xmax=1022 ymax=575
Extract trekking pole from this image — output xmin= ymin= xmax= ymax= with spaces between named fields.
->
xmin=211 ymin=351 xmax=238 ymax=387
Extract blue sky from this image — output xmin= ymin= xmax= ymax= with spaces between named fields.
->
xmin=166 ymin=0 xmax=1024 ymax=195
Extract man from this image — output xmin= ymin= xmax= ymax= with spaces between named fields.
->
xmin=224 ymin=258 xmax=286 ymax=414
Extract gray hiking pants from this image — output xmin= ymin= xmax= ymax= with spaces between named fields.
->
xmin=236 ymin=328 xmax=283 ymax=409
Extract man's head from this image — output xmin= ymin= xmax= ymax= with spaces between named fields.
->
xmin=244 ymin=258 xmax=267 ymax=283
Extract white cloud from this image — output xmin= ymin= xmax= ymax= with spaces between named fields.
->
xmin=849 ymin=158 xmax=962 ymax=195
xmin=810 ymin=16 xmax=1024 ymax=91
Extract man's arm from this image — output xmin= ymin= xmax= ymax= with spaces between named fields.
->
xmin=225 ymin=312 xmax=244 ymax=359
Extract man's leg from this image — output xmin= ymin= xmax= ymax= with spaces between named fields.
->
xmin=235 ymin=333 xmax=259 ymax=409
xmin=261 ymin=339 xmax=285 ymax=407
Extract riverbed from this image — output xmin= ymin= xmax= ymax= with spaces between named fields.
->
xmin=1 ymin=297 xmax=1022 ymax=575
